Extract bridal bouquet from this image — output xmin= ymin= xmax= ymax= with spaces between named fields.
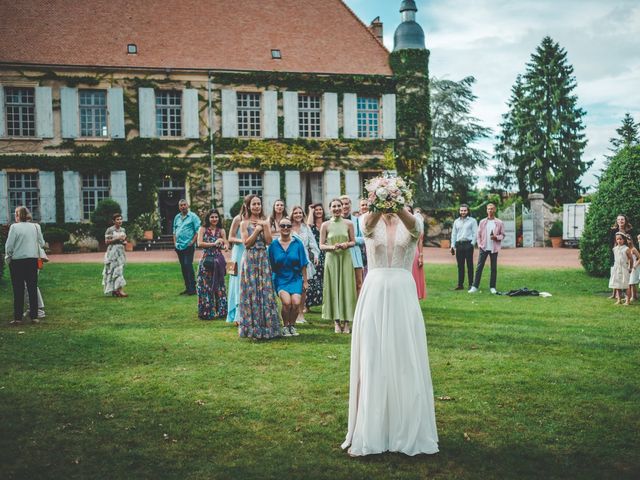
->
xmin=365 ymin=174 xmax=413 ymax=212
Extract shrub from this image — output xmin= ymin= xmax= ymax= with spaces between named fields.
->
xmin=43 ymin=227 xmax=70 ymax=244
xmin=580 ymin=145 xmax=640 ymax=276
xmin=90 ymin=199 xmax=122 ymax=241
xmin=125 ymin=222 xmax=144 ymax=242
xmin=230 ymin=198 xmax=244 ymax=218
xmin=549 ymin=220 xmax=563 ymax=237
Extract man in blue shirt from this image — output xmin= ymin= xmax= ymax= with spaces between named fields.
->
xmin=450 ymin=204 xmax=478 ymax=290
xmin=173 ymin=199 xmax=201 ymax=295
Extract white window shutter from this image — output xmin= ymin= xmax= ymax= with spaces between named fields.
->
xmin=108 ymin=88 xmax=125 ymax=139
xmin=110 ymin=171 xmax=128 ymax=220
xmin=323 ymin=170 xmax=341 ymax=208
xmin=262 ymin=171 xmax=280 ymax=214
xmin=382 ymin=94 xmax=397 ymax=140
xmin=322 ymin=92 xmax=338 ymax=139
xmin=182 ymin=88 xmax=200 ymax=139
xmin=35 ymin=86 xmax=54 ymax=138
xmin=221 ymin=89 xmax=238 ymax=138
xmin=0 ymin=87 xmax=5 ymax=137
xmin=285 ymin=171 xmax=301 ymax=208
xmin=0 ymin=170 xmax=8 ymax=224
xmin=60 ymin=87 xmax=79 ymax=139
xmin=344 ymin=171 xmax=360 ymax=209
xmin=343 ymin=93 xmax=357 ymax=139
xmin=39 ymin=171 xmax=56 ymax=223
xmin=63 ymin=171 xmax=81 ymax=223
xmin=262 ymin=90 xmax=278 ymax=139
xmin=138 ymin=88 xmax=156 ymax=138
xmin=222 ymin=171 xmax=239 ymax=218
xmin=283 ymin=91 xmax=299 ymax=138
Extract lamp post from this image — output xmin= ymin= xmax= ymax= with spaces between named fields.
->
xmin=208 ymin=73 xmax=216 ymax=209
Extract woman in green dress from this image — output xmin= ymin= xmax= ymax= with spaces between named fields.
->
xmin=320 ymin=198 xmax=357 ymax=334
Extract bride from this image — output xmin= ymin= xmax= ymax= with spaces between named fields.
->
xmin=341 ymin=206 xmax=438 ymax=456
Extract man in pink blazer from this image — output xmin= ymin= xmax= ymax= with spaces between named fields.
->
xmin=469 ymin=203 xmax=505 ymax=294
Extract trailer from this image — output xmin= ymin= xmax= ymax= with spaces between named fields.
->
xmin=563 ymin=203 xmax=590 ymax=246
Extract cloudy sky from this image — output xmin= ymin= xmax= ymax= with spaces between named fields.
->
xmin=345 ymin=0 xmax=640 ymax=190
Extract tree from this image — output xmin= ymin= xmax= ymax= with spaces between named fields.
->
xmin=493 ymin=37 xmax=591 ymax=203
xmin=609 ymin=113 xmax=639 ymax=152
xmin=580 ymin=145 xmax=640 ymax=276
xmin=427 ymin=76 xmax=491 ymax=203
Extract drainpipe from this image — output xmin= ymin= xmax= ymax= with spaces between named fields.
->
xmin=208 ymin=72 xmax=215 ymax=208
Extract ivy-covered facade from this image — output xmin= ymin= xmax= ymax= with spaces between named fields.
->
xmin=0 ymin=0 xmax=430 ymax=233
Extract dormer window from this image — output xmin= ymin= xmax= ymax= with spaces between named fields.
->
xmin=271 ymin=49 xmax=282 ymax=60
xmin=127 ymin=44 xmax=138 ymax=55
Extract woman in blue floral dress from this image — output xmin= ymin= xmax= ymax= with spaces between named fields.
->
xmin=236 ymin=195 xmax=282 ymax=339
xmin=196 ymin=210 xmax=228 ymax=320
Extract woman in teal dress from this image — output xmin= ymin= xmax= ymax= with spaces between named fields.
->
xmin=320 ymin=198 xmax=357 ymax=334
xmin=196 ymin=210 xmax=228 ymax=320
xmin=236 ymin=195 xmax=282 ymax=339
xmin=226 ymin=200 xmax=247 ymax=323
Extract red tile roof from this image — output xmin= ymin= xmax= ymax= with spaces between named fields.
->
xmin=0 ymin=0 xmax=392 ymax=75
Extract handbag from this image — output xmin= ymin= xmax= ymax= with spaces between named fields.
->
xmin=226 ymin=261 xmax=238 ymax=276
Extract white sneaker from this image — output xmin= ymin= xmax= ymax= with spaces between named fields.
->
xmin=289 ymin=326 xmax=300 ymax=336
xmin=296 ymin=315 xmax=306 ymax=324
xmin=490 ymin=288 xmax=497 ymax=294
xmin=282 ymin=327 xmax=291 ymax=337
xmin=468 ymin=286 xmax=478 ymax=293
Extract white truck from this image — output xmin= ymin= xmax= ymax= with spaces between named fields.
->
xmin=563 ymin=203 xmax=590 ymax=246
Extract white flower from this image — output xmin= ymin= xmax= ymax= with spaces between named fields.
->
xmin=376 ymin=187 xmax=389 ymax=200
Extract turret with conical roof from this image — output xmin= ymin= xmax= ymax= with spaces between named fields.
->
xmin=394 ymin=0 xmax=425 ymax=51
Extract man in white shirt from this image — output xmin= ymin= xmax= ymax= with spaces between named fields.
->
xmin=450 ymin=204 xmax=477 ymax=290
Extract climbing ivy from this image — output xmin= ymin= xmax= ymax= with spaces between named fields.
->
xmin=389 ymin=49 xmax=431 ymax=199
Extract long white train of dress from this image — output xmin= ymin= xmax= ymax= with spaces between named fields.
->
xmin=342 ymin=214 xmax=438 ymax=456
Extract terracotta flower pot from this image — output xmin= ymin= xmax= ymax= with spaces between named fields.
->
xmin=143 ymin=230 xmax=154 ymax=240
xmin=49 ymin=241 xmax=64 ymax=254
xmin=440 ymin=239 xmax=451 ymax=249
xmin=550 ymin=236 xmax=563 ymax=248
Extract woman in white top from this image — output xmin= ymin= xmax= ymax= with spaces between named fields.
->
xmin=5 ymin=206 xmax=45 ymax=325
xmin=290 ymin=205 xmax=320 ymax=323
xmin=342 ymin=206 xmax=438 ymax=456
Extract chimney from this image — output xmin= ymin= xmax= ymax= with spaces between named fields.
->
xmin=369 ymin=16 xmax=383 ymax=43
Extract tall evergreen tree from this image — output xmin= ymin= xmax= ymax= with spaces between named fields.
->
xmin=609 ymin=113 xmax=639 ymax=151
xmin=493 ymin=37 xmax=590 ymax=203
xmin=427 ymin=76 xmax=490 ymax=203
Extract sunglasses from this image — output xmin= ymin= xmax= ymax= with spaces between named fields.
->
xmin=279 ymin=224 xmax=292 ymax=229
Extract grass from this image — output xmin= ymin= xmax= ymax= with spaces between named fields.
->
xmin=0 ymin=262 xmax=639 ymax=480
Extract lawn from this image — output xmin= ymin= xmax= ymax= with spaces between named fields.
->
xmin=0 ymin=262 xmax=638 ymax=480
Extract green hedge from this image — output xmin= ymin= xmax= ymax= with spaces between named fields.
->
xmin=580 ymin=145 xmax=640 ymax=276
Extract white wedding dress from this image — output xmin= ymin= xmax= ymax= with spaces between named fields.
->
xmin=342 ymin=213 xmax=438 ymax=456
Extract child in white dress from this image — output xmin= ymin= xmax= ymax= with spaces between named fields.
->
xmin=609 ymin=232 xmax=633 ymax=305
xmin=626 ymin=235 xmax=640 ymax=305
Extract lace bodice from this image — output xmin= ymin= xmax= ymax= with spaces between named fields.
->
xmin=362 ymin=213 xmax=423 ymax=271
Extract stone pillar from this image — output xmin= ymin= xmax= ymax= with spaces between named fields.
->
xmin=529 ymin=193 xmax=545 ymax=247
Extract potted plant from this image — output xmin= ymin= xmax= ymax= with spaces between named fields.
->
xmin=43 ymin=227 xmax=71 ymax=254
xmin=136 ymin=212 xmax=160 ymax=240
xmin=125 ymin=223 xmax=144 ymax=252
xmin=549 ymin=219 xmax=563 ymax=248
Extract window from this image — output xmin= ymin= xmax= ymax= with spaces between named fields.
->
xmin=5 ymin=87 xmax=35 ymax=137
xmin=298 ymin=94 xmax=321 ymax=138
xmin=8 ymin=173 xmax=39 ymax=221
xmin=82 ymin=174 xmax=110 ymax=220
xmin=79 ymin=90 xmax=108 ymax=137
xmin=357 ymin=97 xmax=380 ymax=139
xmin=238 ymin=173 xmax=263 ymax=198
xmin=156 ymin=91 xmax=182 ymax=137
xmin=237 ymin=93 xmax=261 ymax=137
xmin=159 ymin=175 xmax=185 ymax=190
